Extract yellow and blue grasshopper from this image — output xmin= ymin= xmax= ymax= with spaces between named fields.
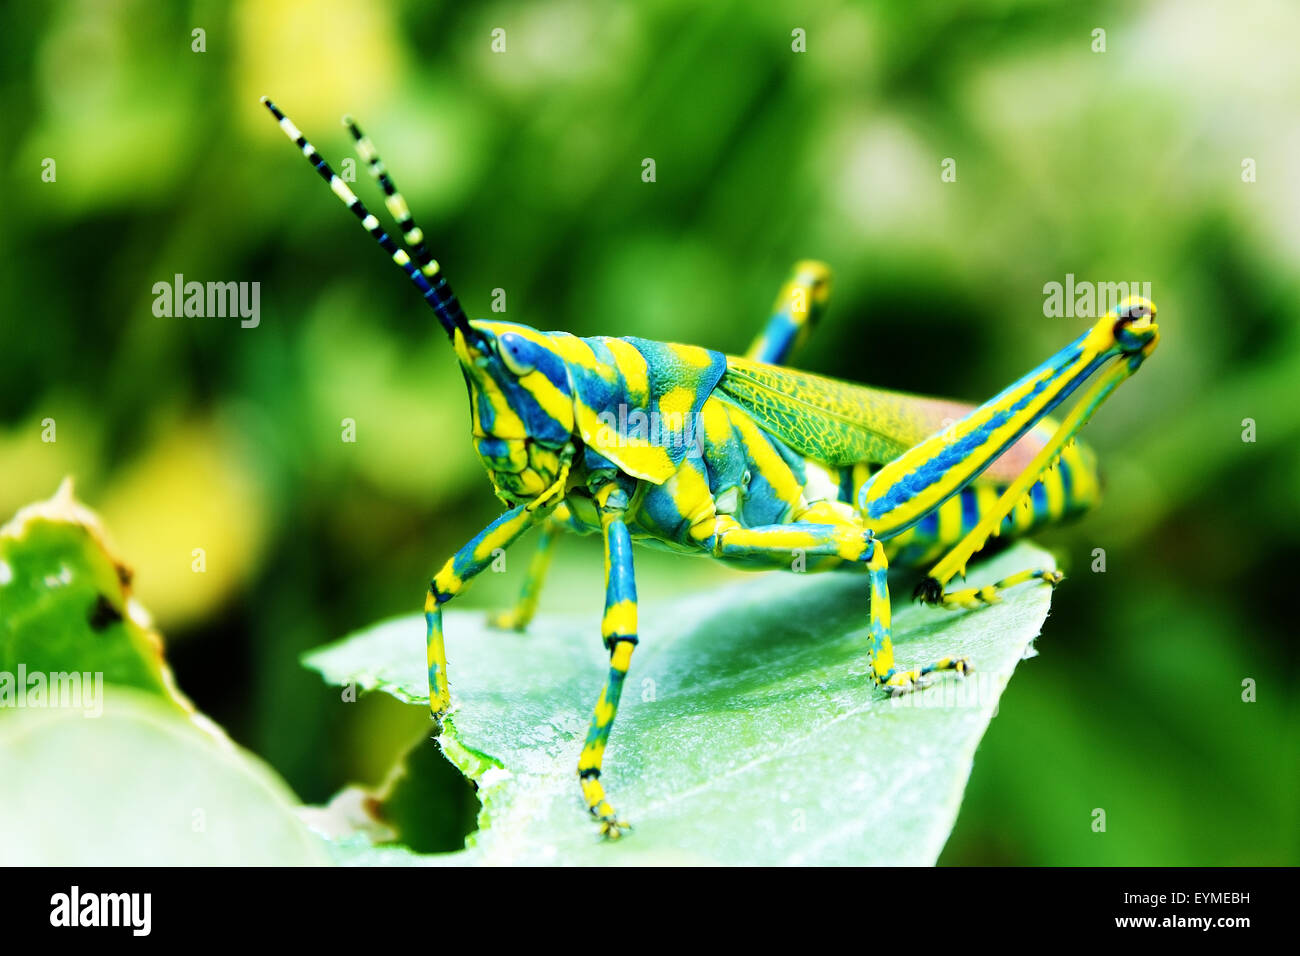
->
xmin=263 ymin=98 xmax=1159 ymax=839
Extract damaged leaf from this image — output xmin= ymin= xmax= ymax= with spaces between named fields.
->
xmin=305 ymin=542 xmax=1057 ymax=865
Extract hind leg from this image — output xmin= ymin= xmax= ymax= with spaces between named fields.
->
xmin=915 ymin=338 xmax=1154 ymax=610
xmin=858 ymin=302 xmax=1158 ymax=610
xmin=916 ymin=566 xmax=1064 ymax=610
xmin=744 ymin=261 xmax=832 ymax=365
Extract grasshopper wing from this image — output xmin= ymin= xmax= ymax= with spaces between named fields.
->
xmin=716 ymin=356 xmax=1046 ymax=483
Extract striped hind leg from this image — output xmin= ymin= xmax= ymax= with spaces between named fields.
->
xmin=744 ymin=260 xmax=832 ymax=365
xmin=898 ymin=475 xmax=1073 ymax=609
xmin=919 ymin=565 xmax=1064 ymax=610
xmin=910 ymin=304 xmax=1159 ymax=609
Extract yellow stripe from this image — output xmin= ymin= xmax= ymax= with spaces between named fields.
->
xmin=1042 ymin=464 xmax=1066 ymax=520
xmin=385 ymin=194 xmax=411 ymax=222
xmin=605 ymin=338 xmax=650 ymax=397
xmin=603 ymin=600 xmax=637 ymax=640
xmin=667 ymin=342 xmax=716 ymax=370
xmin=329 ymin=176 xmax=357 ymax=204
xmin=937 ymin=493 xmax=962 ymax=543
xmin=593 ymin=688 xmax=615 ymax=725
xmin=728 ymin=408 xmax=803 ymax=509
xmin=610 ymin=640 xmax=635 ymax=671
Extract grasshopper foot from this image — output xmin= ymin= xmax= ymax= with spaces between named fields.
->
xmin=913 ymin=576 xmax=944 ymax=604
xmin=878 ymin=656 xmax=973 ymax=696
xmin=486 ymin=608 xmax=529 ymax=632
xmin=581 ymin=771 xmax=631 ymax=840
xmin=595 ymin=813 xmax=632 ymax=840
xmin=916 ymin=568 xmax=1063 ymax=610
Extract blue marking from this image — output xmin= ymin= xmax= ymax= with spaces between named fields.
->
xmin=477 ymin=437 xmax=512 ymax=458
xmin=864 ymin=342 xmax=1109 ymax=526
xmin=1031 ymin=481 xmax=1048 ymax=520
xmin=756 ymin=314 xmax=799 ymax=364
xmin=960 ymin=488 xmax=979 ymax=533
xmin=1058 ymin=456 xmax=1074 ymax=504
xmin=742 ymin=469 xmax=788 ymax=526
xmin=477 ymin=350 xmax=571 ymax=444
xmin=837 ymin=466 xmax=856 ymax=505
xmin=475 ymin=386 xmax=496 ymax=433
xmin=639 ymin=465 xmax=703 ymax=538
xmin=865 ymin=378 xmax=1049 ymax=519
xmin=605 ymin=521 xmax=637 ymax=610
xmin=582 ymin=446 xmax=619 ymax=472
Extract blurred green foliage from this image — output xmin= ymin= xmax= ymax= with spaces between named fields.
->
xmin=2 ymin=0 xmax=1296 ymax=864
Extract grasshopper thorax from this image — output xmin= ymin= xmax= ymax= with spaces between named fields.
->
xmin=455 ymin=320 xmax=577 ymax=505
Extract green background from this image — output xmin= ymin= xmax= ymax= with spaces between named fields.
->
xmin=2 ymin=0 xmax=1296 ymax=864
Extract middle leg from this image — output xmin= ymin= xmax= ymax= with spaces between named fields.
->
xmin=707 ymin=516 xmax=970 ymax=693
xmin=488 ymin=515 xmax=562 ymax=631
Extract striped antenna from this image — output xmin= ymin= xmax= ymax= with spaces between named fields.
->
xmin=260 ymin=96 xmax=473 ymax=341
xmin=344 ymin=116 xmax=439 ymax=280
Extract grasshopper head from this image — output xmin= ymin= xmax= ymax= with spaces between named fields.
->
xmin=258 ymin=100 xmax=580 ymax=505
xmin=454 ymin=320 xmax=577 ymax=504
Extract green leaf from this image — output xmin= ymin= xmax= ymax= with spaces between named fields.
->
xmin=0 ymin=480 xmax=186 ymax=708
xmin=0 ymin=687 xmax=329 ymax=865
xmin=0 ymin=484 xmax=329 ymax=865
xmin=304 ymin=542 xmax=1056 ymax=865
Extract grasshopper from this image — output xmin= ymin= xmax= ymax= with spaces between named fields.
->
xmin=263 ymin=98 xmax=1159 ymax=839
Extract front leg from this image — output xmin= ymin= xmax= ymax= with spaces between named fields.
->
xmin=576 ymin=476 xmax=640 ymax=839
xmin=424 ymin=503 xmax=542 ymax=714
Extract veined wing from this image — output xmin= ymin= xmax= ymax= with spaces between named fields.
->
xmin=716 ymin=356 xmax=1048 ymax=482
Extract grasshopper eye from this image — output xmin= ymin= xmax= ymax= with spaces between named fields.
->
xmin=1112 ymin=298 xmax=1158 ymax=353
xmin=1115 ymin=298 xmax=1156 ymax=325
xmin=499 ymin=333 xmax=537 ymax=376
